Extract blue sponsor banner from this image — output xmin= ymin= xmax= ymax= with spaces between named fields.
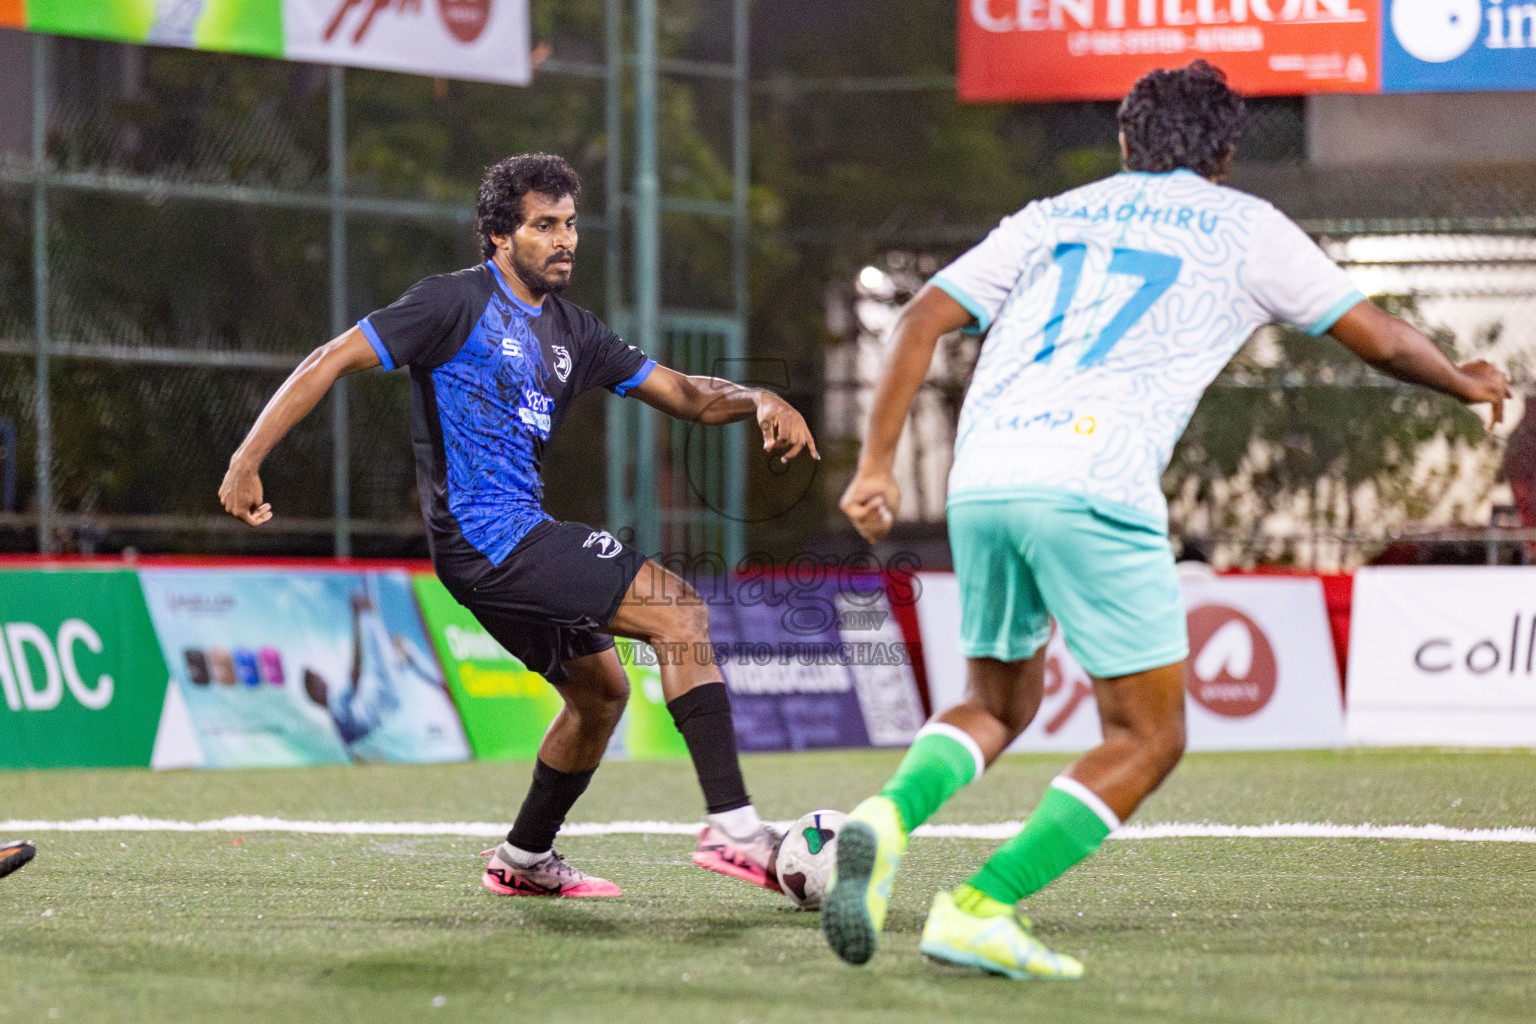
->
xmin=694 ymin=574 xmax=925 ymax=753
xmin=1381 ymin=0 xmax=1536 ymax=92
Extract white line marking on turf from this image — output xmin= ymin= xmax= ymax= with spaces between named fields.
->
xmin=1 ymin=816 xmax=1534 ymax=843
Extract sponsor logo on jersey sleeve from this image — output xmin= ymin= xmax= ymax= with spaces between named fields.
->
xmin=583 ymin=530 xmax=624 ymax=558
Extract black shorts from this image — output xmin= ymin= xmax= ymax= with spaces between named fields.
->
xmin=440 ymin=520 xmax=646 ymax=684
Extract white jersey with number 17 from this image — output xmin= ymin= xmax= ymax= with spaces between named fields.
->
xmin=933 ymin=169 xmax=1363 ymax=530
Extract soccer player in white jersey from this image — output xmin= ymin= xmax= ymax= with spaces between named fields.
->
xmin=821 ymin=61 xmax=1509 ymax=980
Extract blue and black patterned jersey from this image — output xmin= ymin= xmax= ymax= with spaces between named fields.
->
xmin=359 ymin=261 xmax=654 ymax=581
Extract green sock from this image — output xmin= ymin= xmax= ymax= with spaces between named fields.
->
xmin=952 ymin=883 xmax=1014 ymax=918
xmin=967 ymin=777 xmax=1118 ymax=905
xmin=877 ymin=724 xmax=985 ymax=832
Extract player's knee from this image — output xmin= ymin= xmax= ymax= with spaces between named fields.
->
xmin=573 ymin=680 xmax=629 ymax=730
xmin=594 ymin=686 xmax=629 ymax=728
xmin=658 ymin=587 xmax=712 ymax=645
xmin=1147 ymin=717 xmax=1186 ymax=778
xmin=992 ymin=702 xmax=1036 ymax=739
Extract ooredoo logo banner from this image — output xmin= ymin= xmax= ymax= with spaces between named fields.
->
xmin=1381 ymin=0 xmax=1536 ymax=92
xmin=1347 ymin=567 xmax=1536 ymax=746
xmin=914 ymin=572 xmax=1344 ymax=752
xmin=1186 ymin=603 xmax=1278 ymax=718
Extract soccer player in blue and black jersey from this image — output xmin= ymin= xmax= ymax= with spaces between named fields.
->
xmin=221 ymin=153 xmax=818 ymax=898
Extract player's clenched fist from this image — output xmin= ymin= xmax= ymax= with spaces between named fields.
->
xmin=1458 ymin=359 xmax=1511 ymax=426
xmin=840 ymin=469 xmax=898 ymax=544
xmin=755 ymin=392 xmax=820 ymax=464
xmin=219 ymin=458 xmax=273 ymax=527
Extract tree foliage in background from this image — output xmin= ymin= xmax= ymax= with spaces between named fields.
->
xmin=1167 ymin=298 xmax=1495 ymax=565
xmin=1 ymin=0 xmax=1471 ymax=566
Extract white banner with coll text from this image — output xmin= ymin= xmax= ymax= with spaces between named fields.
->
xmin=1347 ymin=567 xmax=1536 ymax=748
xmin=915 ymin=572 xmax=1345 ymax=752
xmin=285 ymin=0 xmax=530 ymax=85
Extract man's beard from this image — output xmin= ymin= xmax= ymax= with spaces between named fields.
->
xmin=512 ymin=249 xmax=574 ymax=296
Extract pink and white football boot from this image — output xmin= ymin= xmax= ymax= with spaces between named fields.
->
xmin=479 ymin=843 xmax=622 ymax=898
xmin=692 ymin=823 xmax=783 ymax=892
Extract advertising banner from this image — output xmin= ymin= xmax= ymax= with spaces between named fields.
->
xmin=412 ymin=573 xmax=563 ymax=761
xmin=0 ymin=569 xmax=170 ymax=770
xmin=1347 ymin=567 xmax=1536 ymax=747
xmin=695 ymin=575 xmax=926 ymax=753
xmin=1380 ymin=0 xmax=1536 ymax=92
xmin=139 ymin=567 xmax=471 ymax=768
xmin=19 ymin=1 xmax=530 ymax=85
xmin=959 ymin=0 xmax=1380 ymax=101
xmin=615 ymin=639 xmax=691 ymax=759
xmin=916 ymin=571 xmax=1345 ymax=751
xmin=412 ymin=573 xmax=689 ymax=760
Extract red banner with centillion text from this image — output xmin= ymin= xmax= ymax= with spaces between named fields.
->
xmin=959 ymin=0 xmax=1380 ymax=102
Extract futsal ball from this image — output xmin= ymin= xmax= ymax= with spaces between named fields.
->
xmin=773 ymin=809 xmax=847 ymax=910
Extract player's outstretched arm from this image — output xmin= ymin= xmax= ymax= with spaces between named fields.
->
xmin=219 ymin=327 xmax=381 ymax=526
xmin=1328 ymin=301 xmax=1511 ymax=425
xmin=840 ymin=285 xmax=974 ymax=543
xmin=630 ymin=365 xmax=820 ymax=464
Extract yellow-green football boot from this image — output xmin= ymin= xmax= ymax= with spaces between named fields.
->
xmin=820 ymin=795 xmax=908 ymax=965
xmin=919 ymin=886 xmax=1084 ymax=981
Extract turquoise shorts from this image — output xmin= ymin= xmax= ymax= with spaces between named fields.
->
xmin=947 ymin=494 xmax=1188 ymax=678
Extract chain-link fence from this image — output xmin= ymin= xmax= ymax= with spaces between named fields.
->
xmin=805 ymin=93 xmax=1536 ymax=571
xmin=0 ymin=29 xmax=616 ymax=557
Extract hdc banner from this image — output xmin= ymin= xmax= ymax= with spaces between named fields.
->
xmin=139 ymin=567 xmax=471 ymax=768
xmin=16 ymin=1 xmax=531 ymax=85
xmin=916 ymin=571 xmax=1345 ymax=751
xmin=0 ymin=568 xmax=170 ymax=769
xmin=1347 ymin=567 xmax=1536 ymax=747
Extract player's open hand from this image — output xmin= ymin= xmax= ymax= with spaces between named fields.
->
xmin=840 ymin=469 xmax=899 ymax=544
xmin=1459 ymin=360 xmax=1511 ymax=427
xmin=219 ymin=458 xmax=272 ymax=527
xmin=755 ymin=393 xmax=820 ymax=464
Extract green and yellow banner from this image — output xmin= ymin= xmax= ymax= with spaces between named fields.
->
xmin=412 ymin=573 xmax=688 ymax=761
xmin=5 ymin=1 xmax=531 ymax=85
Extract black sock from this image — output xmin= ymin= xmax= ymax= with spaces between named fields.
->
xmin=667 ymin=681 xmax=750 ymax=814
xmin=506 ymin=760 xmax=596 ymax=854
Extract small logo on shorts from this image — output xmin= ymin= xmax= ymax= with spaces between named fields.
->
xmin=584 ymin=530 xmax=623 ymax=559
xmin=553 ymin=345 xmax=573 ymax=382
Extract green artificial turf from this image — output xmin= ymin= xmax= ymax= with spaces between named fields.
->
xmin=3 ymin=749 xmax=1535 ymax=1023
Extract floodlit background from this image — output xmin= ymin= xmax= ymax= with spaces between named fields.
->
xmin=3 ymin=3 xmax=1534 ymax=569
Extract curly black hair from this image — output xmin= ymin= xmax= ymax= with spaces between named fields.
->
xmin=1117 ymin=61 xmax=1247 ymax=179
xmin=476 ymin=153 xmax=582 ymax=258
